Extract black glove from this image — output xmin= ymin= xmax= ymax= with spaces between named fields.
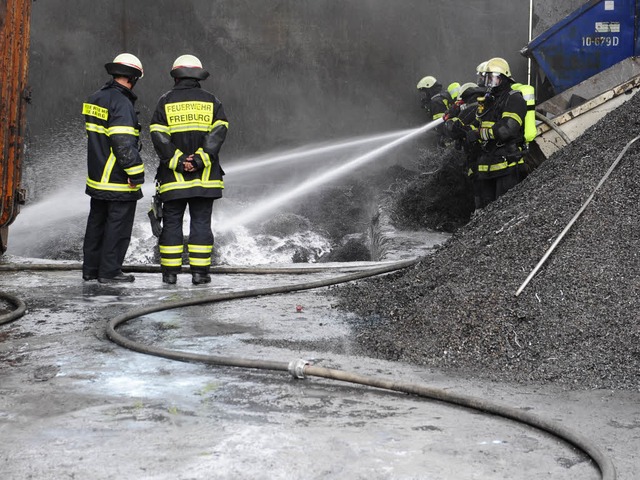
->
xmin=466 ymin=129 xmax=480 ymax=144
xmin=190 ymin=155 xmax=204 ymax=172
xmin=176 ymin=153 xmax=192 ymax=173
xmin=444 ymin=103 xmax=461 ymax=121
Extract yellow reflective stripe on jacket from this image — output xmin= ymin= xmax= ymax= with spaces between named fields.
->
xmin=86 ymin=177 xmax=141 ymax=192
xmin=85 ymin=123 xmax=139 ymax=137
xmin=477 ymin=158 xmax=524 ymax=172
xmin=158 ymin=179 xmax=224 ymax=194
xmin=151 ymin=119 xmax=228 ymax=135
xmin=86 ymin=123 xmax=105 ymax=134
xmin=169 ymin=149 xmax=183 ymax=171
xmin=212 ymin=119 xmax=229 ymax=130
xmin=125 ymin=164 xmax=145 ymax=176
xmin=101 ymin=151 xmax=117 ymax=183
xmin=109 ymin=125 xmax=139 ymax=136
xmin=159 ymin=245 xmax=184 ymax=254
xmin=150 ymin=123 xmax=171 ymax=134
xmin=502 ymin=112 xmax=523 ymax=125
xmin=168 ymin=124 xmax=212 ymax=134
xmin=196 ymin=148 xmax=212 ymax=168
xmin=188 ymin=244 xmax=213 ymax=254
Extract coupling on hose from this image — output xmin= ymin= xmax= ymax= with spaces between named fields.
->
xmin=288 ymin=359 xmax=310 ymax=379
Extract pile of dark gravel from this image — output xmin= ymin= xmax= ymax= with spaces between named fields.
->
xmin=333 ymin=91 xmax=640 ymax=391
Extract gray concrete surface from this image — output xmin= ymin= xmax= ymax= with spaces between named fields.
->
xmin=1 ymin=260 xmax=638 ymax=479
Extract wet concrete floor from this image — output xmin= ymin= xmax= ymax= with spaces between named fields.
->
xmin=0 ymin=259 xmax=639 ymax=479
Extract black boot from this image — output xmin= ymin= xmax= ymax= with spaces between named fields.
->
xmin=98 ymin=274 xmax=135 ymax=284
xmin=162 ymin=273 xmax=177 ymax=284
xmin=192 ymin=272 xmax=211 ymax=285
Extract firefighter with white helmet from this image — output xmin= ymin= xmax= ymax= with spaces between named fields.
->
xmin=81 ymin=53 xmax=145 ymax=283
xmin=416 ymin=75 xmax=442 ymax=115
xmin=466 ymin=57 xmax=527 ymax=209
xmin=150 ymin=54 xmax=229 ymax=285
xmin=417 ymin=75 xmax=460 ymax=146
xmin=475 ymin=60 xmax=488 ymax=87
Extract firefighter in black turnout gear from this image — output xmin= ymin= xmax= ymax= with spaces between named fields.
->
xmin=466 ymin=58 xmax=527 ymax=209
xmin=81 ymin=53 xmax=145 ymax=283
xmin=416 ymin=75 xmax=442 ymax=118
xmin=443 ymin=82 xmax=485 ymax=181
xmin=417 ymin=76 xmax=460 ymax=147
xmin=150 ymin=55 xmax=229 ymax=285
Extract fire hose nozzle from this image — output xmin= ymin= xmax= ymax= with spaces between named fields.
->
xmin=288 ymin=359 xmax=309 ymax=379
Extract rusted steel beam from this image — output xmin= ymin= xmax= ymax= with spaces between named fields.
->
xmin=0 ymin=0 xmax=31 ymax=252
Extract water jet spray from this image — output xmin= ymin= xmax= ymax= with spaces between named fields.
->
xmin=226 ymin=129 xmax=413 ymax=175
xmin=222 ymin=119 xmax=443 ymax=231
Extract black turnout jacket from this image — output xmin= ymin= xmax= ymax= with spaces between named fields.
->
xmin=82 ymin=79 xmax=145 ymax=201
xmin=150 ymin=78 xmax=229 ymax=202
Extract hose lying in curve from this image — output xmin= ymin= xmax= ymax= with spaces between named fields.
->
xmin=0 ymin=290 xmax=27 ymax=326
xmin=106 ymin=258 xmax=615 ymax=480
xmin=0 ymin=260 xmax=407 ymax=326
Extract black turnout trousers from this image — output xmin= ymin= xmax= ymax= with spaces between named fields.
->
xmin=82 ymin=198 xmax=137 ymax=278
xmin=159 ymin=197 xmax=214 ymax=274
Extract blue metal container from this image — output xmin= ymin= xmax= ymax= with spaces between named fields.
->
xmin=524 ymin=0 xmax=639 ymax=93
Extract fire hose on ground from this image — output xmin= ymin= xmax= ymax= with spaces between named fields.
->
xmin=0 ymin=289 xmax=26 ymax=326
xmin=0 ymin=258 xmax=616 ymax=479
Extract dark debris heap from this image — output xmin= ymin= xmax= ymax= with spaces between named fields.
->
xmin=334 ymin=91 xmax=640 ymax=390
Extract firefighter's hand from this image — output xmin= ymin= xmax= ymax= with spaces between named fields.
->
xmin=466 ymin=129 xmax=480 ymax=144
xmin=128 ymin=178 xmax=137 ymax=188
xmin=183 ymin=154 xmax=196 ymax=172
xmin=444 ymin=103 xmax=461 ymax=121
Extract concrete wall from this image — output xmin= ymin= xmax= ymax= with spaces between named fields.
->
xmin=25 ymin=0 xmax=592 ymax=201
xmin=28 ymin=1 xmax=533 ymax=157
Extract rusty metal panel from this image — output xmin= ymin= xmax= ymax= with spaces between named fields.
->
xmin=0 ymin=0 xmax=31 ymax=252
